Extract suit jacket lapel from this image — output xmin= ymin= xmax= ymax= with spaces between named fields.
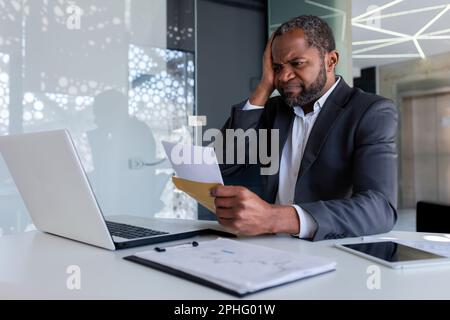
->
xmin=297 ymin=79 xmax=353 ymax=181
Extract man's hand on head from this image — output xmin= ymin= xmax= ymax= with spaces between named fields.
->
xmin=249 ymin=32 xmax=276 ymax=106
xmin=210 ymin=185 xmax=300 ymax=236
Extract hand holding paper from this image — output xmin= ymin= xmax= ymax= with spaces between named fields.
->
xmin=162 ymin=141 xmax=223 ymax=213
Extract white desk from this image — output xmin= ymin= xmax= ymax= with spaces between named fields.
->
xmin=1 ymin=217 xmax=450 ymax=299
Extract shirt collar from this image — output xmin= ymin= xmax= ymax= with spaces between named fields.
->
xmin=293 ymin=76 xmax=341 ymax=118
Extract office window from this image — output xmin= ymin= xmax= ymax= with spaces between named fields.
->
xmin=0 ymin=0 xmax=196 ymax=236
xmin=353 ymin=1 xmax=450 ymax=210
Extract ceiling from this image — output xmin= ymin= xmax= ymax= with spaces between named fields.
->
xmin=352 ymin=0 xmax=450 ymax=70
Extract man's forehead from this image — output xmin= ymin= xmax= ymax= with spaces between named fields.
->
xmin=272 ymin=29 xmax=314 ymax=62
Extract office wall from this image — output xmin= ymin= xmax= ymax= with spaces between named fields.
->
xmin=196 ymin=0 xmax=266 ymax=132
xmin=379 ymin=52 xmax=450 ymax=102
xmin=196 ymin=0 xmax=266 ymax=219
xmin=379 ymin=51 xmax=450 ymax=208
xmin=400 ymin=93 xmax=450 ymax=208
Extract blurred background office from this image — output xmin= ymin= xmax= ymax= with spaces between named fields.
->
xmin=0 ymin=0 xmax=449 ymax=236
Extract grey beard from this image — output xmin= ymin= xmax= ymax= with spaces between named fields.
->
xmin=281 ymin=63 xmax=327 ymax=108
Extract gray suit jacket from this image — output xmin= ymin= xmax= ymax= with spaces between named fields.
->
xmin=219 ymin=78 xmax=398 ymax=241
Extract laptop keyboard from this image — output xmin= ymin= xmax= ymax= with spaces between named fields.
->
xmin=105 ymin=220 xmax=169 ymax=239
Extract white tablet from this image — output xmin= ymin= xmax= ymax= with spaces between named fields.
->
xmin=335 ymin=241 xmax=450 ymax=269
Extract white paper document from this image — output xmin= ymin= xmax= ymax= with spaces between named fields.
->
xmin=133 ymin=238 xmax=336 ymax=295
xmin=161 ymin=141 xmax=223 ymax=184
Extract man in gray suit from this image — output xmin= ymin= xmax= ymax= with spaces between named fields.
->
xmin=210 ymin=15 xmax=398 ymax=241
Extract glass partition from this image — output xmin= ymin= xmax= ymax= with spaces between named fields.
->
xmin=0 ymin=0 xmax=196 ymax=237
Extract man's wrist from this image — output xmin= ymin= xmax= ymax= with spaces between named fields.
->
xmin=268 ymin=205 xmax=300 ymax=234
xmin=249 ymin=82 xmax=273 ymax=106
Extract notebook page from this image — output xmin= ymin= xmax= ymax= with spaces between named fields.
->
xmin=134 ymin=238 xmax=336 ymax=294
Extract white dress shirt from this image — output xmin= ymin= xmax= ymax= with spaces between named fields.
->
xmin=242 ymin=77 xmax=341 ymax=238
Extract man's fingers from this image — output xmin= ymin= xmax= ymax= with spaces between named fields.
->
xmin=217 ymin=216 xmax=246 ymax=236
xmin=210 ymin=185 xmax=245 ymax=198
xmin=214 ymin=196 xmax=236 ymax=209
xmin=264 ymin=31 xmax=276 ymax=51
xmin=217 ymin=215 xmax=237 ymax=230
xmin=215 ymin=207 xmax=235 ymax=219
xmin=268 ymin=31 xmax=276 ymax=47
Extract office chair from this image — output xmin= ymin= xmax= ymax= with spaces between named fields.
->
xmin=416 ymin=201 xmax=450 ymax=233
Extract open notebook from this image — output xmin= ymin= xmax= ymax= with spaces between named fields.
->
xmin=124 ymin=238 xmax=336 ymax=297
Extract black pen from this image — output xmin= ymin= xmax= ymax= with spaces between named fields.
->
xmin=154 ymin=241 xmax=199 ymax=252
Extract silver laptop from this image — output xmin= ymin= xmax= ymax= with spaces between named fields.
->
xmin=0 ymin=129 xmax=227 ymax=250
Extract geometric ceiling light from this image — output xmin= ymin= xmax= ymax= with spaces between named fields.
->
xmin=352 ymin=0 xmax=450 ymax=59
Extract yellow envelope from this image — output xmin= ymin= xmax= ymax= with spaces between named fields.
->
xmin=172 ymin=176 xmax=221 ymax=213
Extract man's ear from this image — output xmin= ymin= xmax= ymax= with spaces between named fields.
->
xmin=326 ymin=50 xmax=339 ymax=72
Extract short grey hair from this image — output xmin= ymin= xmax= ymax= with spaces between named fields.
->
xmin=274 ymin=15 xmax=336 ymax=56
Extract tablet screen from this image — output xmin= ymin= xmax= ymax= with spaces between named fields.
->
xmin=342 ymin=241 xmax=445 ymax=262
